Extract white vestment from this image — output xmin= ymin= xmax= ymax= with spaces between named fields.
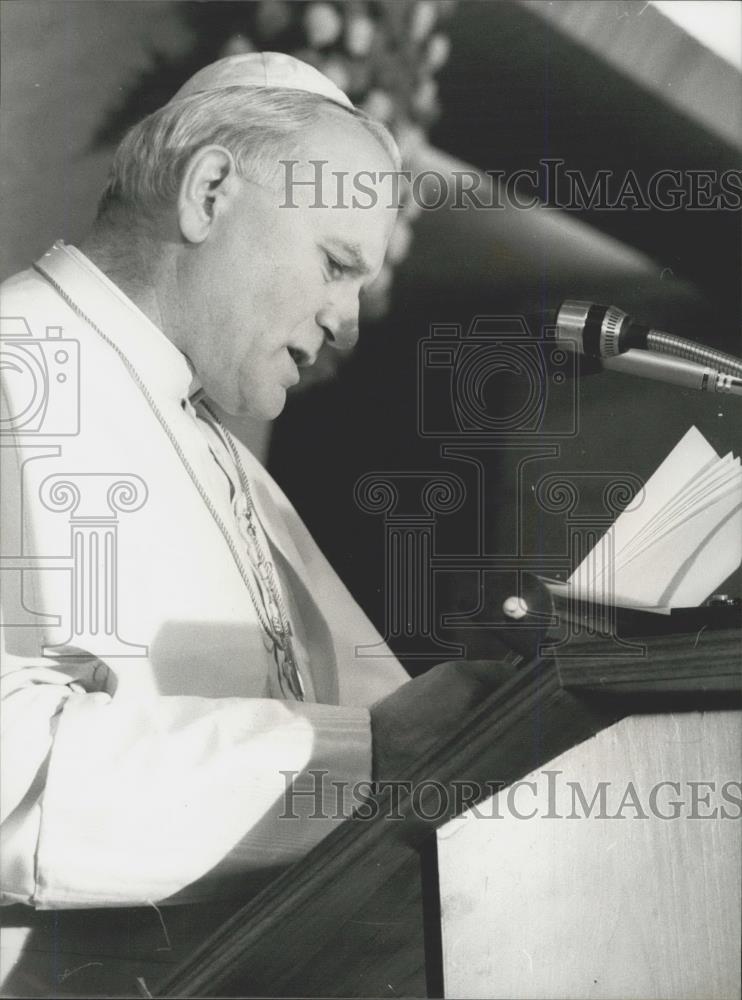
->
xmin=0 ymin=243 xmax=407 ymax=992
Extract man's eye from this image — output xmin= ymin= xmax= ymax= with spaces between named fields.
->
xmin=325 ymin=254 xmax=346 ymax=279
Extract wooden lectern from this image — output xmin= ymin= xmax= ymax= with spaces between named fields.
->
xmin=156 ymin=622 xmax=741 ymax=999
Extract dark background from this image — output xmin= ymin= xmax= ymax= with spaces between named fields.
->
xmin=270 ymin=1 xmax=742 ymax=669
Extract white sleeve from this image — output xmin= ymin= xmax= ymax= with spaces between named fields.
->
xmin=1 ymin=652 xmax=371 ymax=910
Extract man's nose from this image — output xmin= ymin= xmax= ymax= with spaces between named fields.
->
xmin=316 ymin=301 xmax=360 ymax=352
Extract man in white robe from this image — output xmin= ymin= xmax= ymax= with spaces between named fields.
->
xmin=0 ymin=53 xmax=505 ymax=995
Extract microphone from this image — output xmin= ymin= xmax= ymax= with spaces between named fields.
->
xmin=556 ymin=300 xmax=742 ymax=379
xmin=556 ymin=300 xmax=647 ymax=357
xmin=601 ymin=349 xmax=742 ymax=396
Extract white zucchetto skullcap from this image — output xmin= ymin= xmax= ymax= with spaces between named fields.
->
xmin=168 ymin=51 xmax=354 ymax=111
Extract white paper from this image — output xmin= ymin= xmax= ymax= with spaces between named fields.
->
xmin=563 ymin=426 xmax=742 ymax=611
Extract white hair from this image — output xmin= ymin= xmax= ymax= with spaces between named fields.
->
xmin=96 ymin=85 xmax=401 ymax=223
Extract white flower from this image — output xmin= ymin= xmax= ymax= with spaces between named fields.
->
xmin=413 ymin=78 xmax=438 ymax=116
xmin=346 ymin=16 xmax=375 ymax=56
xmin=410 ymin=1 xmax=438 ymax=42
xmin=304 ymin=3 xmax=343 ymax=48
xmin=362 ymin=89 xmax=395 ymax=123
xmin=427 ymin=33 xmax=451 ymax=71
xmin=221 ymin=35 xmax=255 ymax=57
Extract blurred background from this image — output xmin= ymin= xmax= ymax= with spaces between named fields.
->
xmin=2 ymin=0 xmax=740 ymax=671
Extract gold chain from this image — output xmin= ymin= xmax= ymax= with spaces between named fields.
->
xmin=198 ymin=400 xmax=305 ymax=701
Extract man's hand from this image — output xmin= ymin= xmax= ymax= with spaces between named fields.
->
xmin=369 ymin=659 xmax=518 ymax=782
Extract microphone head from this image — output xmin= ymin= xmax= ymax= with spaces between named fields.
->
xmin=555 ymin=300 xmax=592 ymax=354
xmin=556 ymin=300 xmax=633 ymax=358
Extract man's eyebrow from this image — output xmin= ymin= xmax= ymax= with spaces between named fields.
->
xmin=327 ymin=240 xmax=373 ymax=275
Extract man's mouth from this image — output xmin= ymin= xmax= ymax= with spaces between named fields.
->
xmin=287 ymin=345 xmax=317 ymax=370
xmin=285 ymin=349 xmax=302 ymax=386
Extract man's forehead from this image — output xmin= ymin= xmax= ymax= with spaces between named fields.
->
xmin=285 ymin=119 xmax=400 ymax=219
xmin=304 ymin=107 xmax=396 ymax=174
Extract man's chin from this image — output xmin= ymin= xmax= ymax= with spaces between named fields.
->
xmin=236 ymin=388 xmax=287 ymax=423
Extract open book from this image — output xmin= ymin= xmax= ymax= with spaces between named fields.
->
xmin=548 ymin=426 xmax=742 ymax=612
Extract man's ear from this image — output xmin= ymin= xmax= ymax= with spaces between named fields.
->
xmin=177 ymin=145 xmax=238 ymax=244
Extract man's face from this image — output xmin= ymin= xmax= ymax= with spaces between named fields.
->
xmin=177 ymin=111 xmax=398 ymax=420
